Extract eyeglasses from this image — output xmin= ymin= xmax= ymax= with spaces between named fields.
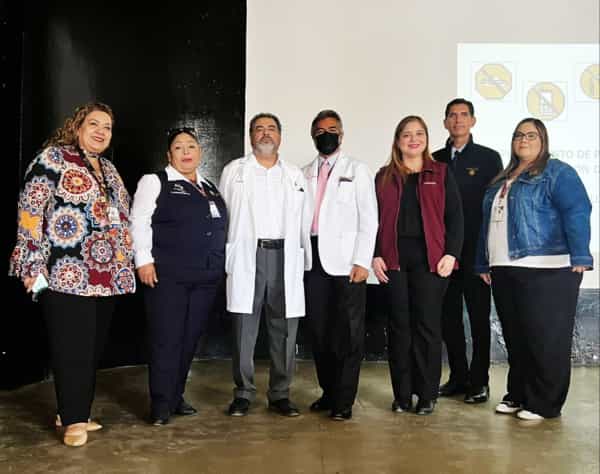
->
xmin=512 ymin=132 xmax=539 ymax=142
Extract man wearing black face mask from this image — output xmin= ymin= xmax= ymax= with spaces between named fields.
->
xmin=302 ymin=110 xmax=378 ymax=421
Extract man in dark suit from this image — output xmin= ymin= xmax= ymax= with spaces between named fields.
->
xmin=433 ymin=98 xmax=503 ymax=404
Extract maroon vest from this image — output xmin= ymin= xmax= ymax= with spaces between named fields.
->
xmin=375 ymin=160 xmax=456 ymax=273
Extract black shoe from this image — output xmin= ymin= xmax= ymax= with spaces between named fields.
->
xmin=392 ymin=399 xmax=413 ymax=413
xmin=150 ymin=416 xmax=170 ymax=426
xmin=438 ymin=380 xmax=467 ymax=397
xmin=228 ymin=398 xmax=250 ymax=417
xmin=309 ymin=397 xmax=332 ymax=412
xmin=464 ymin=385 xmax=489 ymax=404
xmin=268 ymin=399 xmax=300 ymax=417
xmin=330 ymin=408 xmax=352 ymax=421
xmin=416 ymin=400 xmax=436 ymax=415
xmin=174 ymin=400 xmax=198 ymax=416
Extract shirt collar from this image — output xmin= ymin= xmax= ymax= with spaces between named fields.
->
xmin=251 ymin=153 xmax=282 ymax=170
xmin=165 ymin=164 xmax=207 ymax=184
xmin=449 ymin=134 xmax=474 ymax=157
xmin=318 ymin=149 xmax=341 ymax=168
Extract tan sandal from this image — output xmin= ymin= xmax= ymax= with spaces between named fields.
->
xmin=56 ymin=415 xmax=103 ymax=432
xmin=63 ymin=424 xmax=88 ymax=447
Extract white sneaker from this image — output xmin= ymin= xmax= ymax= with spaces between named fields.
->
xmin=495 ymin=400 xmax=522 ymax=414
xmin=517 ymin=409 xmax=544 ymax=421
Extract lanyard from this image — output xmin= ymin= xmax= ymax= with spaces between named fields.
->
xmin=499 ymin=179 xmax=513 ymax=200
xmin=81 ymin=152 xmax=111 ymax=204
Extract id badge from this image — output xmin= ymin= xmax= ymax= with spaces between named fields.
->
xmin=208 ymin=201 xmax=221 ymax=218
xmin=491 ymin=203 xmax=505 ymax=223
xmin=108 ymin=207 xmax=121 ymax=225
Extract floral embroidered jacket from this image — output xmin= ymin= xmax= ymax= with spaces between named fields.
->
xmin=9 ymin=145 xmax=136 ymax=296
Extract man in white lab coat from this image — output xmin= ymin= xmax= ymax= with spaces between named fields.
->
xmin=219 ymin=113 xmax=311 ymax=417
xmin=302 ymin=110 xmax=378 ymax=420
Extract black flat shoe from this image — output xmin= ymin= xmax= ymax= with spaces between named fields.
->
xmin=330 ymin=408 xmax=352 ymax=421
xmin=464 ymin=385 xmax=489 ymax=404
xmin=438 ymin=380 xmax=467 ymax=397
xmin=269 ymin=399 xmax=300 ymax=417
xmin=392 ymin=399 xmax=413 ymax=413
xmin=174 ymin=400 xmax=198 ymax=416
xmin=228 ymin=398 xmax=250 ymax=417
xmin=309 ymin=397 xmax=332 ymax=412
xmin=416 ymin=400 xmax=436 ymax=416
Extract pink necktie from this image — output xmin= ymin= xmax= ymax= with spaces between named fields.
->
xmin=311 ymin=160 xmax=330 ymax=234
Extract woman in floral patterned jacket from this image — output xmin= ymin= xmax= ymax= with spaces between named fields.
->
xmin=9 ymin=102 xmax=136 ymax=447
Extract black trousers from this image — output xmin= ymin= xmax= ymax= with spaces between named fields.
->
xmin=384 ymin=238 xmax=449 ymax=402
xmin=304 ymin=237 xmax=366 ymax=411
xmin=491 ymin=266 xmax=582 ymax=418
xmin=41 ymin=291 xmax=115 ymax=426
xmin=441 ymin=269 xmax=491 ymax=387
xmin=145 ymin=277 xmax=219 ymax=418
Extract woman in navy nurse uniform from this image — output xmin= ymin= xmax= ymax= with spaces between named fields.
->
xmin=130 ymin=128 xmax=227 ymax=425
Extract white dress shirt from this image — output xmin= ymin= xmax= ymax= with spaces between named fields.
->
xmin=451 ymin=144 xmax=467 ymax=160
xmin=129 ymin=165 xmax=209 ymax=268
xmin=252 ymin=156 xmax=285 ymax=239
xmin=311 ymin=151 xmax=341 ymax=236
xmin=318 ymin=150 xmax=340 ymax=170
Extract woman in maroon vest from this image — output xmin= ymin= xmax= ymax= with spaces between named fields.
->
xmin=373 ymin=116 xmax=463 ymax=415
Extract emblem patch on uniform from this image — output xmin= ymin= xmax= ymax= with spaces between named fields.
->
xmin=170 ymin=183 xmax=190 ymax=195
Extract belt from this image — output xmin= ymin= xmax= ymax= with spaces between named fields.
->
xmin=257 ymin=239 xmax=284 ymax=249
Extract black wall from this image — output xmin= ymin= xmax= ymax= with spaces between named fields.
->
xmin=1 ymin=0 xmax=246 ymax=389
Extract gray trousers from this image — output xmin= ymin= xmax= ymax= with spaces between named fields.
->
xmin=231 ymin=246 xmax=299 ymax=402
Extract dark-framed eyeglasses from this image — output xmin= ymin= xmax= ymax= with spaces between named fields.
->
xmin=512 ymin=131 xmax=539 ymax=142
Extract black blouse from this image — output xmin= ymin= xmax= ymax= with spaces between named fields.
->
xmin=397 ymin=173 xmax=424 ymax=238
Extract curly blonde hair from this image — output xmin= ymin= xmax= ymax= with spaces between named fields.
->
xmin=43 ymin=102 xmax=115 ymax=148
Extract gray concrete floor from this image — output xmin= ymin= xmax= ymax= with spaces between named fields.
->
xmin=0 ymin=361 xmax=598 ymax=474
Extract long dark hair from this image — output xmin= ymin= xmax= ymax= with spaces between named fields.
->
xmin=381 ymin=115 xmax=434 ymax=184
xmin=491 ymin=117 xmax=550 ymax=184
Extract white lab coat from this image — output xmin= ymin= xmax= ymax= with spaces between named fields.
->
xmin=302 ymin=151 xmax=378 ymax=276
xmin=219 ymin=153 xmax=312 ymax=318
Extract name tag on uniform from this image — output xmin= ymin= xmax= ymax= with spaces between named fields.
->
xmin=209 ymin=201 xmax=221 ymax=218
xmin=171 ymin=183 xmax=190 ymax=195
xmin=108 ymin=206 xmax=121 ymax=225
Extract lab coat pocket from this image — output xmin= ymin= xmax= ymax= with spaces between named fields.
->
xmin=336 ymin=181 xmax=354 ymax=203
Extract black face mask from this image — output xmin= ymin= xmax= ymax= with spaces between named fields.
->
xmin=315 ymin=132 xmax=340 ymax=156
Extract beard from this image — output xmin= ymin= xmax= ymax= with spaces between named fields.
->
xmin=254 ymin=142 xmax=276 ymax=155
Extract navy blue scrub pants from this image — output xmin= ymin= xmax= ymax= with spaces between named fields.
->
xmin=145 ymin=278 xmax=219 ymax=418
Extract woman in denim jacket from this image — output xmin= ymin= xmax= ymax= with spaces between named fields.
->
xmin=475 ymin=118 xmax=592 ymax=420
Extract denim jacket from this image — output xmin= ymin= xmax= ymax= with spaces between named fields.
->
xmin=474 ymin=159 xmax=593 ymax=273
